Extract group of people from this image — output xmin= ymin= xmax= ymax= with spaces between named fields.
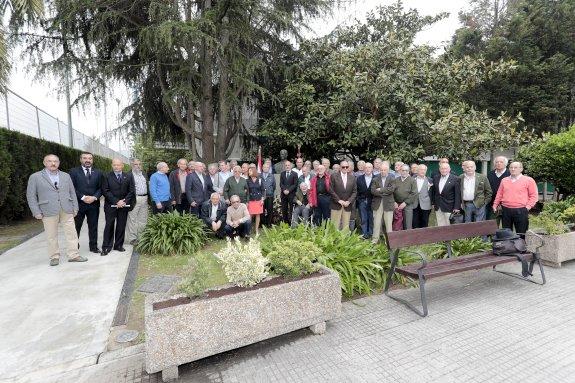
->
xmin=26 ymin=151 xmax=538 ymax=266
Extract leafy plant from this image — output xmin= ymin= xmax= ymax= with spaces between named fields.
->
xmin=178 ymin=256 xmax=211 ymax=298
xmin=137 ymin=211 xmax=207 ymax=256
xmin=559 ymin=206 xmax=575 ymax=224
xmin=420 ymin=237 xmax=491 ymax=260
xmin=541 ymin=196 xmax=575 ymax=220
xmin=216 ymin=237 xmax=268 ymax=288
xmin=529 ymin=213 xmax=569 ymax=235
xmin=266 ymin=240 xmax=321 ymax=278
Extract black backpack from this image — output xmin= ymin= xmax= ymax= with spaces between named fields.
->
xmin=492 ymin=229 xmax=532 ymax=277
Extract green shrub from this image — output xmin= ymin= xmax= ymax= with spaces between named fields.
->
xmin=0 ymin=127 xmax=112 ymax=223
xmin=216 ymin=237 xmax=268 ymax=287
xmin=541 ymin=197 xmax=575 ymax=220
xmin=529 ymin=213 xmax=569 ymax=235
xmin=178 ymin=256 xmax=211 ymax=298
xmin=261 ymin=222 xmax=418 ymax=297
xmin=266 ymin=240 xmax=321 ymax=278
xmin=559 ymin=206 xmax=575 ymax=224
xmin=421 ymin=237 xmax=491 ymax=259
xmin=137 ymin=211 xmax=207 ymax=256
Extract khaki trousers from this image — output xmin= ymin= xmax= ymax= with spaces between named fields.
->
xmin=435 ymin=210 xmax=452 ymax=227
xmin=330 ymin=208 xmax=351 ymax=231
xmin=127 ymin=196 xmax=149 ymax=242
xmin=42 ymin=209 xmax=79 ymax=260
xmin=372 ymin=202 xmax=393 ymax=243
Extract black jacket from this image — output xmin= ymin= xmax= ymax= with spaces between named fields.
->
xmin=431 ymin=173 xmax=461 ymax=212
xmin=280 ymin=171 xmax=299 ymax=200
xmin=200 ymin=200 xmax=227 ymax=226
xmin=356 ymin=174 xmax=374 ymax=202
xmin=102 ymin=171 xmax=136 ymax=211
xmin=185 ymin=172 xmax=214 ymax=206
xmin=69 ymin=166 xmax=103 ymax=206
xmin=487 ymin=169 xmax=510 ymax=206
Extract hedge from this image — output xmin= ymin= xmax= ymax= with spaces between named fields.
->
xmin=0 ymin=127 xmax=114 ymax=223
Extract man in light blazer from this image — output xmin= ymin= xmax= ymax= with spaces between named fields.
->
xmin=412 ymin=164 xmax=432 ymax=228
xmin=185 ymin=162 xmax=214 ymax=216
xmin=431 ymin=162 xmax=461 ymax=226
xmin=370 ymin=162 xmax=396 ymax=243
xmin=460 ymin=161 xmax=492 ymax=223
xmin=329 ymin=159 xmax=357 ymax=230
xmin=69 ymin=151 xmax=103 ymax=253
xmin=26 ymin=154 xmax=87 ymax=266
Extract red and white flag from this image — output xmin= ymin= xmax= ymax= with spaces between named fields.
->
xmin=257 ymin=145 xmax=262 ymax=173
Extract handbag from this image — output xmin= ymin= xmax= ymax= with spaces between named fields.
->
xmin=449 ymin=211 xmax=464 ymax=224
xmin=492 ymin=229 xmax=531 ymax=277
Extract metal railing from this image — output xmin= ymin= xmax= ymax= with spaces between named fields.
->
xmin=0 ymin=89 xmax=128 ymax=161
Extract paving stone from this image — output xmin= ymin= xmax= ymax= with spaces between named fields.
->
xmin=136 ymin=275 xmax=180 ymax=294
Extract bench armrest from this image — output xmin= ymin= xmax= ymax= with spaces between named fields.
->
xmin=401 ymin=249 xmax=428 ymax=270
xmin=525 ymin=230 xmax=546 ymax=253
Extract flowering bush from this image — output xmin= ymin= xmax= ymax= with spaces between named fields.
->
xmin=216 ymin=237 xmax=269 ymax=288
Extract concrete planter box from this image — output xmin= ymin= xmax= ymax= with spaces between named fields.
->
xmin=526 ymin=231 xmax=575 ymax=268
xmin=145 ymin=267 xmax=341 ymax=381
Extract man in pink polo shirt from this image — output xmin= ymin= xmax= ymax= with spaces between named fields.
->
xmin=492 ymin=161 xmax=538 ymax=238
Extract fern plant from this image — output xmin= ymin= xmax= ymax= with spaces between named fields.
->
xmin=136 ymin=211 xmax=207 ymax=256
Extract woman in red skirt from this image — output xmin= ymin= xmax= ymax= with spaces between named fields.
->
xmin=247 ymin=167 xmax=266 ymax=235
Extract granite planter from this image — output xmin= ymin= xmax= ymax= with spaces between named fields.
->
xmin=145 ymin=266 xmax=341 ymax=381
xmin=526 ymin=231 xmax=575 ymax=267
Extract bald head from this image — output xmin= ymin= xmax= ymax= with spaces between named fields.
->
xmin=112 ymin=158 xmax=124 ymax=172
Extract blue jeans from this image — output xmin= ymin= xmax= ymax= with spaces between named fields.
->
xmin=358 ymin=199 xmax=373 ymax=237
xmin=463 ymin=201 xmax=486 ymax=223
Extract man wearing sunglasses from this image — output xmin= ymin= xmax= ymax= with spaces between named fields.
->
xmin=329 ymin=160 xmax=357 ymax=230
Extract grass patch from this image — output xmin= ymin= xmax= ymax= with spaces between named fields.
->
xmin=0 ymin=219 xmax=44 ymax=254
xmin=125 ymin=239 xmax=228 ymax=343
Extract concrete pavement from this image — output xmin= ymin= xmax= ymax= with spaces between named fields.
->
xmin=0 ymin=209 xmax=132 ymax=382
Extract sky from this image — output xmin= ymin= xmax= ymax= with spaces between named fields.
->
xmin=7 ymin=0 xmax=470 ymax=153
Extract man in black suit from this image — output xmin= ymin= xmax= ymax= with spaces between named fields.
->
xmin=356 ymin=162 xmax=374 ymax=238
xmin=185 ymin=162 xmax=214 ymax=216
xmin=280 ymin=161 xmax=299 ymax=224
xmin=200 ymin=192 xmax=228 ymax=238
xmin=431 ymin=162 xmax=461 ymax=226
xmin=69 ymin=152 xmax=102 ymax=253
xmin=487 ymin=156 xmax=510 ymax=224
xmin=101 ymin=158 xmax=135 ymax=255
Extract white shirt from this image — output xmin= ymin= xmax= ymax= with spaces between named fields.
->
xmin=463 ymin=174 xmax=476 ymax=201
xmin=211 ymin=204 xmax=218 ymax=221
xmin=197 ymin=173 xmax=205 ymax=189
xmin=341 ymin=172 xmax=347 ymax=189
xmin=416 ymin=177 xmax=425 ymax=192
xmin=293 ymin=168 xmax=303 ymax=177
xmin=364 ymin=174 xmax=373 ymax=187
xmin=438 ymin=175 xmax=449 ymax=194
xmin=510 ymin=174 xmax=522 ymax=183
xmin=495 ymin=170 xmax=506 ymax=178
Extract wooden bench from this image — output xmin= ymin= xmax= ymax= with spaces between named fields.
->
xmin=383 ymin=220 xmax=546 ymax=317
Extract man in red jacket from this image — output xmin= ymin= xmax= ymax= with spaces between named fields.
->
xmin=492 ymin=162 xmax=538 ymax=238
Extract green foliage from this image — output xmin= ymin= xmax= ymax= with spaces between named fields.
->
xmin=216 ymin=237 xmax=268 ymax=288
xmin=132 ymin=134 xmax=193 ymax=175
xmin=259 ymin=3 xmax=530 ymax=161
xmin=177 ymin=256 xmax=211 ymax=298
xmin=266 ymin=240 xmax=321 ymax=278
xmin=261 ymin=222 xmax=417 ymax=297
xmin=0 ymin=128 xmax=112 ymax=224
xmin=420 ymin=237 xmax=491 ymax=260
xmin=559 ymin=206 xmax=575 ymax=224
xmin=137 ymin=211 xmax=207 ymax=256
xmin=518 ymin=126 xmax=575 ymax=196
xmin=529 ymin=213 xmax=569 ymax=235
xmin=541 ymin=196 xmax=575 ymax=220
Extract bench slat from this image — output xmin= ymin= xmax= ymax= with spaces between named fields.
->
xmin=396 ymin=253 xmax=535 ymax=279
xmin=386 ymin=220 xmax=499 ymax=249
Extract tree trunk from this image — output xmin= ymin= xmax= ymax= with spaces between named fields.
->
xmin=217 ymin=16 xmax=231 ymax=160
xmin=199 ymin=0 xmax=215 ymax=163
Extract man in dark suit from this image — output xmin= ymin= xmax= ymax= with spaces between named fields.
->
xmin=487 ymin=156 xmax=510 ymax=224
xmin=69 ymin=152 xmax=102 ymax=253
xmin=280 ymin=161 xmax=299 ymax=223
xmin=185 ymin=162 xmax=214 ymax=216
xmin=356 ymin=162 xmax=374 ymax=238
xmin=200 ymin=192 xmax=227 ymax=238
xmin=431 ymin=162 xmax=461 ymax=226
xmin=169 ymin=158 xmax=190 ymax=214
xmin=101 ymin=158 xmax=135 ymax=255
xmin=329 ymin=160 xmax=358 ymax=230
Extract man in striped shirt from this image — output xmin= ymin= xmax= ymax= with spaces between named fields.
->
xmin=492 ymin=162 xmax=538 ymax=238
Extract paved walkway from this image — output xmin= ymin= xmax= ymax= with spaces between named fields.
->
xmin=46 ymin=260 xmax=575 ymax=383
xmin=0 ymin=210 xmax=132 ymax=382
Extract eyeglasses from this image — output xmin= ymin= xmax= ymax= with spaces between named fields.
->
xmin=341 ymin=166 xmax=349 ymax=169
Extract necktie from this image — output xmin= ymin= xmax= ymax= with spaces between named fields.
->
xmin=86 ymin=168 xmax=91 ymax=181
xmin=287 ymin=171 xmax=290 ymax=178
xmin=117 ymin=174 xmax=121 ymax=182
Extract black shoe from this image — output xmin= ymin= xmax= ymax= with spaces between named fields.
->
xmin=129 ymin=239 xmax=137 ymax=246
xmin=90 ymin=248 xmax=101 ymax=254
xmin=114 ymin=247 xmax=126 ymax=252
xmin=101 ymin=249 xmax=110 ymax=256
xmin=78 ymin=243 xmax=80 ymax=249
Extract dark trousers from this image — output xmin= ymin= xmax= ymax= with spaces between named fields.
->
xmin=487 ymin=205 xmax=503 ymax=227
xmin=501 ymin=206 xmax=529 ymax=238
xmin=102 ymin=205 xmax=129 ymax=250
xmin=152 ymin=200 xmax=173 ymax=214
xmin=75 ymin=202 xmax=100 ymax=250
xmin=263 ymin=196 xmax=274 ymax=226
xmin=207 ymin=223 xmax=226 ymax=239
xmin=281 ymin=196 xmax=294 ymax=224
xmin=225 ymin=221 xmax=252 ymax=238
xmin=314 ymin=194 xmax=331 ymax=226
xmin=189 ymin=201 xmax=202 ymax=217
xmin=358 ymin=199 xmax=373 ymax=237
xmin=175 ymin=193 xmax=189 ymax=214
xmin=412 ymin=206 xmax=431 ymax=229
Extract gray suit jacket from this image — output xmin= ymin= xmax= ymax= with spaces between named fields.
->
xmin=26 ymin=170 xmax=79 ymax=217
xmin=415 ymin=176 xmax=432 ymax=210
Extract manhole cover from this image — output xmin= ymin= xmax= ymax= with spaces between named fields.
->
xmin=137 ymin=275 xmax=180 ymax=293
xmin=116 ymin=330 xmax=139 ymax=343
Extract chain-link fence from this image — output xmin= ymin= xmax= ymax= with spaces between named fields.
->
xmin=0 ymin=89 xmax=128 ymax=161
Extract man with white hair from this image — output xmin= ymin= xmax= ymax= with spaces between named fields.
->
xmin=169 ymin=158 xmax=189 ymax=213
xmin=373 ymin=158 xmax=383 ymax=176
xmin=356 ymin=162 xmax=374 ymax=238
xmin=186 ymin=161 xmax=214 ymax=216
xmin=487 ymin=156 xmax=510 ymax=223
xmin=150 ymin=161 xmax=174 ymax=214
xmin=431 ymin=162 xmax=461 ymax=227
xmin=413 ymin=164 xmax=432 ymax=228
xmin=460 ymin=161 xmax=492 ymax=224
xmin=394 ymin=164 xmax=418 ymax=229
xmin=371 ymin=161 xmax=395 ymax=242
xmin=291 ymin=182 xmax=312 ymax=227
xmin=127 ymin=158 xmax=148 ymax=245
xmin=200 ymin=192 xmax=227 ymax=238
xmin=492 ymin=162 xmax=537 ymax=238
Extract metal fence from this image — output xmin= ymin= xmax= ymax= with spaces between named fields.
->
xmin=0 ymin=89 xmax=128 ymax=161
